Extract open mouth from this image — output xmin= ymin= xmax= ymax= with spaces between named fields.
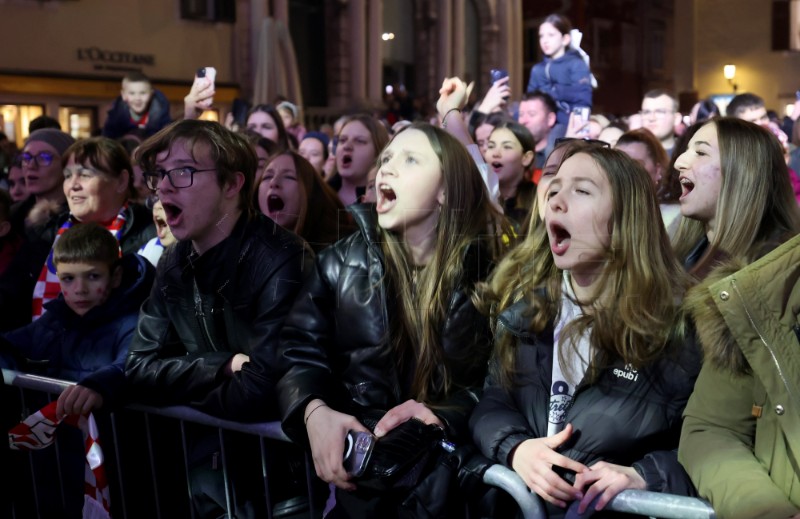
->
xmin=491 ymin=161 xmax=503 ymax=171
xmin=161 ymin=202 xmax=183 ymax=225
xmin=267 ymin=194 xmax=285 ymax=212
xmin=679 ymin=177 xmax=695 ymax=197
xmin=340 ymin=154 xmax=353 ymax=168
xmin=549 ymin=222 xmax=572 ymax=255
xmin=155 ymin=216 xmax=169 ymax=238
xmin=376 ymin=184 xmax=397 ymax=213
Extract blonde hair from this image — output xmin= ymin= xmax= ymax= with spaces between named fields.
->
xmin=379 ymin=123 xmax=510 ymax=403
xmin=489 ymin=147 xmax=689 ymax=387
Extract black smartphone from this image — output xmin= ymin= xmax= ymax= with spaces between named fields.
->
xmin=489 ymin=69 xmax=509 ymax=100
xmin=343 ymin=430 xmax=375 ymax=477
xmin=490 ymin=68 xmax=509 ymax=84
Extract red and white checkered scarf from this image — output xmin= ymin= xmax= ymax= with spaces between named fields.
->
xmin=31 ymin=206 xmax=127 ymax=321
xmin=9 ymin=401 xmax=111 ymax=516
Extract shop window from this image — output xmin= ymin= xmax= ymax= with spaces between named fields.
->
xmin=58 ymin=106 xmax=96 ymax=140
xmin=0 ymin=105 xmax=45 ymax=145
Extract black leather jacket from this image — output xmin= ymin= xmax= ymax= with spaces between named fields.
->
xmin=277 ymin=204 xmax=494 ymax=444
xmin=125 ymin=213 xmax=311 ymax=421
xmin=470 ymin=298 xmax=702 ymax=515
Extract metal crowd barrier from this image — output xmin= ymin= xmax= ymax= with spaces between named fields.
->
xmin=482 ymin=464 xmax=716 ymax=519
xmin=2 ymin=369 xmax=320 ymax=519
xmin=2 ymin=369 xmax=716 ymax=519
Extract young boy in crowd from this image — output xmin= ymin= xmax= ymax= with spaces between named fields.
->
xmin=102 ymin=72 xmax=172 ymax=139
xmin=0 ymin=223 xmax=153 ymax=517
xmin=0 ymin=222 xmax=153 ymax=415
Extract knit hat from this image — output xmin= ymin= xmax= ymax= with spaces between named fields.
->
xmin=302 ymin=131 xmax=330 ymax=150
xmin=277 ymin=101 xmax=298 ymax=119
xmin=25 ymin=128 xmax=76 ymax=157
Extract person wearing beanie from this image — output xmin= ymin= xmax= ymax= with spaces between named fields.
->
xmin=0 ymin=128 xmax=76 ymax=331
xmin=298 ymin=131 xmax=329 ymax=174
xmin=277 ymin=101 xmax=307 ymax=143
xmin=22 ymin=128 xmax=75 ymax=207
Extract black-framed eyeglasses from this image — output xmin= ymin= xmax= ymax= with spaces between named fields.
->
xmin=21 ymin=151 xmax=56 ymax=167
xmin=554 ymin=137 xmax=611 ymax=148
xmin=143 ymin=167 xmax=216 ymax=190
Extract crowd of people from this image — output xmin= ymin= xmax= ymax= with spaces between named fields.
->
xmin=0 ymin=12 xmax=799 ymax=519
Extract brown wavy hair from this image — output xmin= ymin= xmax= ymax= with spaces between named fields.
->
xmin=258 ymin=150 xmax=354 ymax=251
xmin=378 ymin=123 xmax=510 ymax=404
xmin=671 ymin=117 xmax=800 ymax=278
xmin=488 ymin=146 xmax=690 ymax=388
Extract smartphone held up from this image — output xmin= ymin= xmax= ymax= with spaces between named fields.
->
xmin=192 ymin=67 xmax=216 ymax=113
xmin=489 ymin=68 xmax=510 ymax=100
xmin=572 ymin=105 xmax=591 ymax=137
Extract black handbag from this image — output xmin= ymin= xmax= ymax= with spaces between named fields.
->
xmin=354 ymin=412 xmax=448 ymax=492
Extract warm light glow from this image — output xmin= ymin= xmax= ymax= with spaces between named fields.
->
xmin=723 ymin=64 xmax=736 ymax=80
xmin=199 ymin=109 xmax=219 ymax=122
xmin=788 ymin=104 xmax=796 ymax=118
xmin=381 ymin=32 xmax=395 ymax=41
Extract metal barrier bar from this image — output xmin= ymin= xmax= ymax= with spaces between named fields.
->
xmin=3 ymin=369 xmax=314 ymax=518
xmin=483 ymin=464 xmax=546 ymax=519
xmin=483 ymin=463 xmax=716 ymax=519
xmin=603 ymin=490 xmax=716 ymax=519
xmin=2 ymin=370 xmax=716 ymax=519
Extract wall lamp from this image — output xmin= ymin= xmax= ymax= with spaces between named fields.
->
xmin=723 ymin=64 xmax=738 ymax=94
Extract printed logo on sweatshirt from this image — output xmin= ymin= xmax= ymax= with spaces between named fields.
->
xmin=548 ymin=380 xmax=573 ymax=426
xmin=612 ymin=363 xmax=639 ymax=382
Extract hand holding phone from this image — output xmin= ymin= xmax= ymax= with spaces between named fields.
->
xmin=193 ymin=67 xmax=216 ymax=110
xmin=571 ymin=106 xmax=591 ymax=137
xmin=343 ymin=430 xmax=375 ymax=477
xmin=489 ymin=69 xmax=510 ymax=101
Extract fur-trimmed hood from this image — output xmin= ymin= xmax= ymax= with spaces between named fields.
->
xmin=684 ymin=233 xmax=800 ymax=376
xmin=683 ymin=258 xmax=749 ymax=374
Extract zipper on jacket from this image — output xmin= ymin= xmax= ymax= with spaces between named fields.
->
xmin=193 ymin=279 xmax=217 ymax=352
xmin=731 ymin=280 xmax=799 ymax=406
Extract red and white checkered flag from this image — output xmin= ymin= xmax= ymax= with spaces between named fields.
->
xmin=9 ymin=401 xmax=111 ymax=517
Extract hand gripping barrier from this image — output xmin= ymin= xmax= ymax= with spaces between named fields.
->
xmin=482 ymin=463 xmax=716 ymax=519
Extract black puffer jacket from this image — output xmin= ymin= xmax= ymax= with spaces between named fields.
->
xmin=470 ymin=299 xmax=702 ymax=516
xmin=125 ymin=213 xmax=310 ymax=421
xmin=277 ymin=204 xmax=493 ymax=445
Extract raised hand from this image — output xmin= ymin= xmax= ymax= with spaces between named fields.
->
xmin=478 ymin=76 xmax=511 ymax=114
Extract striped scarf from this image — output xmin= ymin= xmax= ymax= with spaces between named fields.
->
xmin=31 ymin=206 xmax=127 ymax=320
xmin=9 ymin=400 xmax=111 ymax=516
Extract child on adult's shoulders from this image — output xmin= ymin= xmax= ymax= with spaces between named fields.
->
xmin=102 ymin=71 xmax=172 ymax=140
xmin=0 ymin=223 xmax=154 ymax=418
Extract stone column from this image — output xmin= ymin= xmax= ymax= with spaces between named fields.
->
xmin=367 ymin=0 xmax=383 ymax=105
xmin=437 ymin=0 xmax=453 ymax=80
xmin=452 ymin=0 xmax=465 ymax=76
xmin=350 ymin=0 xmax=367 ymax=101
xmin=273 ymin=0 xmax=289 ymax=25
